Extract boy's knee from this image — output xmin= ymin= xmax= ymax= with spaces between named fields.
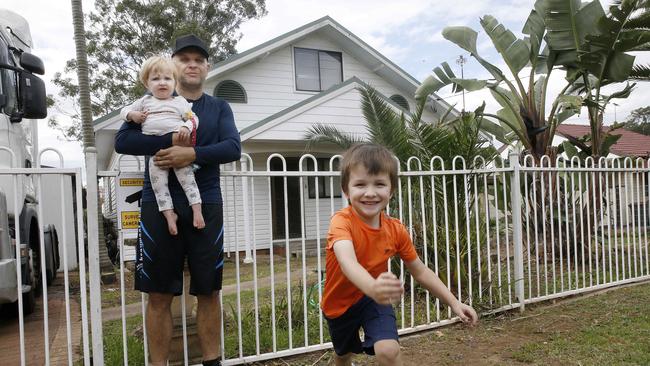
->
xmin=374 ymin=340 xmax=400 ymax=363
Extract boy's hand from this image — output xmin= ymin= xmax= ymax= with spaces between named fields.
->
xmin=451 ymin=302 xmax=478 ymax=325
xmin=178 ymin=126 xmax=191 ymax=141
xmin=370 ymin=272 xmax=404 ymax=305
xmin=127 ymin=110 xmax=148 ymax=124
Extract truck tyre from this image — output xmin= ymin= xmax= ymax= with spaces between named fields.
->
xmin=21 ymin=287 xmax=35 ymax=315
xmin=44 ymin=225 xmax=58 ymax=285
xmin=29 ymin=225 xmax=42 ymax=295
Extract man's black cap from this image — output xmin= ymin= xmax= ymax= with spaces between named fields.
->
xmin=172 ymin=34 xmax=209 ymax=59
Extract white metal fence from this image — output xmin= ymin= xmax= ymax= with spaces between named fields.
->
xmin=4 ymin=152 xmax=650 ymax=365
xmin=0 ymin=148 xmax=90 ymax=366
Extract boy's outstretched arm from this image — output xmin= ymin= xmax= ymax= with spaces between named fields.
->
xmin=333 ymin=240 xmax=403 ymax=305
xmin=405 ymin=258 xmax=478 ymax=325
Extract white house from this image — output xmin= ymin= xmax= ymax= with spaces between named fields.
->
xmin=93 ymin=16 xmax=455 ymax=254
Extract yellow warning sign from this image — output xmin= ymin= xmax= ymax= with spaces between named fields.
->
xmin=120 ymin=178 xmax=144 ymax=187
xmin=121 ymin=211 xmax=140 ymax=229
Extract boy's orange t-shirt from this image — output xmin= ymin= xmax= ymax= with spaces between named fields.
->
xmin=321 ymin=206 xmax=418 ymax=318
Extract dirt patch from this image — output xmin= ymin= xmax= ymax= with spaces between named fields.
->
xmin=252 ymin=281 xmax=650 ymax=365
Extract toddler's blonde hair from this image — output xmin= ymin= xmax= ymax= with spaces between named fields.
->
xmin=139 ymin=55 xmax=178 ymax=87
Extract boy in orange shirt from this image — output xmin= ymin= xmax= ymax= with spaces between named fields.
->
xmin=321 ymin=144 xmax=478 ymax=366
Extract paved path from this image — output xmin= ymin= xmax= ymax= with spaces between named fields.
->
xmin=0 ymin=277 xmax=83 ymax=366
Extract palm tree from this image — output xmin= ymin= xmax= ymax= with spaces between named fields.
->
xmin=305 ymin=85 xmax=499 ymax=301
xmin=305 ymin=85 xmax=495 ymax=164
xmin=71 ymin=0 xmax=106 ymax=362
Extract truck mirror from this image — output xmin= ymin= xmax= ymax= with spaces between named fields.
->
xmin=19 ymin=71 xmax=47 ymax=119
xmin=19 ymin=52 xmax=44 ymax=75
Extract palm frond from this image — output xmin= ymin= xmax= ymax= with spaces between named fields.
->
xmin=358 ymin=85 xmax=411 ymax=159
xmin=303 ymin=123 xmax=364 ymax=151
xmin=630 ymin=64 xmax=650 ymax=79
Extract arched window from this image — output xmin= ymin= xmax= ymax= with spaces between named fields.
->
xmin=389 ymin=94 xmax=409 ymax=111
xmin=214 ymin=80 xmax=247 ymax=103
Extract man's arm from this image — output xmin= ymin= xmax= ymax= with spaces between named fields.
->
xmin=114 ymin=121 xmax=174 ymax=156
xmin=333 ymin=240 xmax=403 ymax=305
xmin=154 ymin=100 xmax=240 ymax=169
xmin=405 ymin=258 xmax=478 ymax=324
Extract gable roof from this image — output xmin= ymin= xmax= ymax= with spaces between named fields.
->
xmin=208 ymin=15 xmax=455 ymax=114
xmin=240 ymin=76 xmax=412 ymax=140
xmin=556 ymin=124 xmax=650 ymax=158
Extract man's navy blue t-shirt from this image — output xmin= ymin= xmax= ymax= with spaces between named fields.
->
xmin=114 ymin=93 xmax=241 ymax=204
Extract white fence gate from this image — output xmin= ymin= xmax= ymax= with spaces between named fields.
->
xmin=4 ymin=152 xmax=650 ymax=365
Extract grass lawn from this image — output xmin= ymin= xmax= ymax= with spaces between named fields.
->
xmin=250 ymin=281 xmax=650 ymax=365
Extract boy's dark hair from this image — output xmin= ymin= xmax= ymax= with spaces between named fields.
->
xmin=340 ymin=144 xmax=398 ymax=194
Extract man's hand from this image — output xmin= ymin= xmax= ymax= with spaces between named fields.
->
xmin=172 ymin=131 xmax=192 ymax=147
xmin=153 ymin=146 xmax=196 ymax=169
xmin=451 ymin=302 xmax=479 ymax=326
xmin=370 ymin=272 xmax=404 ymax=305
xmin=127 ymin=110 xmax=148 ymax=124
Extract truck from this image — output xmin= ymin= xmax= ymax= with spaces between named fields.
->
xmin=0 ymin=9 xmax=60 ymax=315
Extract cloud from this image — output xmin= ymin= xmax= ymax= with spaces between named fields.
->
xmin=4 ymin=0 xmax=649 ymax=172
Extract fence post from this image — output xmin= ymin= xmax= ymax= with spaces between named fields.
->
xmin=242 ymin=157 xmax=253 ymax=263
xmin=85 ymin=147 xmax=104 ymax=364
xmin=509 ymin=153 xmax=526 ymax=312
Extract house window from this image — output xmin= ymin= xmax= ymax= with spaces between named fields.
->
xmin=390 ymin=94 xmax=410 ymax=111
xmin=294 ymin=47 xmax=342 ymax=92
xmin=214 ymin=80 xmax=247 ymax=103
xmin=306 ymin=158 xmax=342 ymax=199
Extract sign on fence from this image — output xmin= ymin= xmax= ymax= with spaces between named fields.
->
xmin=115 ymin=172 xmax=143 ymax=232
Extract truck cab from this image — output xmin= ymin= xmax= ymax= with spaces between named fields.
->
xmin=0 ymin=9 xmax=57 ymax=315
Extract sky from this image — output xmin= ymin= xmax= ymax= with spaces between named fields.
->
xmin=3 ymin=0 xmax=649 ymax=169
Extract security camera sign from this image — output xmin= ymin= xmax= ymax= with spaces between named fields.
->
xmin=116 ymin=172 xmax=144 ymax=231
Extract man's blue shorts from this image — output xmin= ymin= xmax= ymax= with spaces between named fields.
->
xmin=325 ymin=295 xmax=398 ymax=356
xmin=135 ymin=202 xmax=224 ymax=296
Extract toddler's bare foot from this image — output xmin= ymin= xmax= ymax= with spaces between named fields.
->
xmin=162 ymin=210 xmax=178 ymax=235
xmin=191 ymin=204 xmax=205 ymax=229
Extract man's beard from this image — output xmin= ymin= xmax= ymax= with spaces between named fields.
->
xmin=179 ymin=76 xmax=203 ymax=91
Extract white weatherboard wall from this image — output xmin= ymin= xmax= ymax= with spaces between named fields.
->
xmin=206 ymin=32 xmax=430 ymax=131
xmin=252 ymin=87 xmax=366 ymax=140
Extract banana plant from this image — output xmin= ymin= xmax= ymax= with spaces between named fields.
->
xmin=545 ymin=0 xmax=650 ymax=157
xmin=417 ymin=0 xmax=650 ymax=161
xmin=417 ymin=5 xmax=586 ymax=162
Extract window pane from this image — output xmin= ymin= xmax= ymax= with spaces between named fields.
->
xmin=319 ymin=51 xmax=342 ymax=90
xmin=0 ymin=40 xmax=17 ymax=117
xmin=295 ymin=48 xmax=320 ymax=91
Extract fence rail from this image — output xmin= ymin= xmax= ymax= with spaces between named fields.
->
xmin=4 ymin=152 xmax=650 ymax=365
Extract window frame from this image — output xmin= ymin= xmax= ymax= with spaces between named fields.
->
xmin=0 ymin=38 xmax=18 ymax=117
xmin=306 ymin=158 xmax=342 ymax=199
xmin=293 ymin=47 xmax=343 ymax=92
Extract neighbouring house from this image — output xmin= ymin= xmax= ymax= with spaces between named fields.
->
xmin=555 ymin=124 xmax=650 ymax=159
xmin=93 ymin=16 xmax=455 ymax=254
xmin=555 ymin=124 xmax=650 ymax=227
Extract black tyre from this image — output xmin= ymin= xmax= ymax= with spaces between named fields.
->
xmin=44 ymin=226 xmax=58 ymax=285
xmin=21 ymin=287 xmax=35 ymax=315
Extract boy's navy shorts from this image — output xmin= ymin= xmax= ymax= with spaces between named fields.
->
xmin=135 ymin=202 xmax=224 ymax=296
xmin=326 ymin=295 xmax=398 ymax=356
